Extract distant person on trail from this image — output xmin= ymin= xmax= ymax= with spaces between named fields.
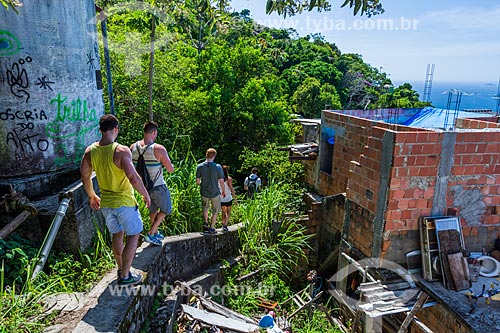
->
xmin=244 ymin=167 xmax=261 ymax=199
xmin=196 ymin=148 xmax=225 ymax=234
xmin=220 ymin=165 xmax=237 ymax=232
xmin=131 ymin=121 xmax=174 ymax=246
xmin=80 ymin=114 xmax=150 ymax=286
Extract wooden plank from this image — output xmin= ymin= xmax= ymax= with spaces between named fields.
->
xmin=175 ymin=281 xmax=256 ymax=324
xmin=236 ymin=269 xmax=261 ymax=283
xmin=438 ymin=229 xmax=463 ymax=289
xmin=350 ymin=310 xmax=361 ymax=333
xmin=255 ymin=297 xmax=278 ymax=310
xmin=396 ymin=292 xmax=429 ymax=333
xmin=181 ymin=304 xmax=259 ymax=333
xmin=447 ymin=252 xmax=470 ymax=291
xmin=293 ymin=295 xmax=305 ymax=308
xmin=288 ymin=291 xmax=323 ymax=319
xmin=289 ymin=155 xmax=317 ymax=161
xmin=420 ymin=218 xmax=436 ymax=281
xmin=461 ymin=256 xmax=470 ymax=281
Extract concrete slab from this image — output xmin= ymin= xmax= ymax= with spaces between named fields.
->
xmin=43 ymin=292 xmax=87 ymax=312
xmin=419 ymin=275 xmax=500 ymax=332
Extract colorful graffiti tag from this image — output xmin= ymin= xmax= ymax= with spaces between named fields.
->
xmin=0 ymin=30 xmax=21 ymax=56
xmin=1 ymin=27 xmax=101 ymax=172
xmin=46 ymin=93 xmax=99 ymax=165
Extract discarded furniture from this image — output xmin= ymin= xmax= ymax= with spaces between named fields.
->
xmin=420 ymin=216 xmax=470 ymax=291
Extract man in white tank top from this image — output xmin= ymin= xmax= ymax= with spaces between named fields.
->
xmin=131 ymin=121 xmax=174 ymax=245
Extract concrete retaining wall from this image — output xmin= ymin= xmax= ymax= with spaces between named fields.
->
xmin=72 ymin=225 xmax=241 ymax=333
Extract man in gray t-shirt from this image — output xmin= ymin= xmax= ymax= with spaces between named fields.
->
xmin=196 ymin=148 xmax=225 ymax=234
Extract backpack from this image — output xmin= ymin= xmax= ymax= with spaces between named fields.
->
xmin=247 ymin=176 xmax=258 ymax=198
xmin=135 ymin=143 xmax=156 ymax=191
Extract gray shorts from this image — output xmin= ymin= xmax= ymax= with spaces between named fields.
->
xmin=101 ymin=206 xmax=143 ymax=236
xmin=149 ymin=184 xmax=172 ymax=214
xmin=202 ymin=195 xmax=221 ymax=215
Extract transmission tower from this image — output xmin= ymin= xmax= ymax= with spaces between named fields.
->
xmin=423 ymin=64 xmax=435 ymax=103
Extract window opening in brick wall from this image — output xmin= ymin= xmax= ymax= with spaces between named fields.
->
xmin=320 ymin=136 xmax=335 ymax=175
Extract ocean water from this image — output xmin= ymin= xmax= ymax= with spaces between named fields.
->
xmin=395 ymin=81 xmax=500 ymax=112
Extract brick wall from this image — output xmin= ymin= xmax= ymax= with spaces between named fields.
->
xmin=316 ymin=194 xmax=346 ymax=275
xmin=385 ymin=131 xmax=441 ymax=232
xmin=347 ymin=126 xmax=388 ymax=214
xmin=321 ymin=111 xmax=429 ymax=198
xmin=304 ymin=194 xmax=345 ymax=262
xmin=414 ymin=304 xmax=473 ymax=333
xmin=318 ymin=170 xmax=337 ymax=195
xmin=323 ymin=112 xmax=371 ymax=195
xmin=346 ymin=201 xmax=375 ymax=257
xmin=456 ymin=117 xmax=500 ymax=129
xmin=383 ymin=128 xmax=500 ymax=259
xmin=318 ymin=110 xmax=500 ymax=264
xmin=303 ymin=158 xmax=318 ymax=188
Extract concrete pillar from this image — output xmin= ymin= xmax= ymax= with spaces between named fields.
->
xmin=0 ymin=0 xmax=104 ymax=194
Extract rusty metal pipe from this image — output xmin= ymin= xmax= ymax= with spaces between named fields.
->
xmin=0 ymin=204 xmax=37 ymax=239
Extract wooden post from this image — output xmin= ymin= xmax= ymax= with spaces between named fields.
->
xmin=397 ymin=291 xmax=429 ymax=333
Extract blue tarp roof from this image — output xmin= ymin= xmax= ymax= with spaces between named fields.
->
xmin=402 ymin=107 xmax=494 ymax=129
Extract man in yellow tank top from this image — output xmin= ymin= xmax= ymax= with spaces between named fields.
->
xmin=81 ymin=114 xmax=151 ymax=285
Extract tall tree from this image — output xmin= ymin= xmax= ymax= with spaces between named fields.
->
xmin=265 ymin=0 xmax=384 ymax=17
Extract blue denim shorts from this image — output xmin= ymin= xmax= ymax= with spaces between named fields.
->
xmin=101 ymin=206 xmax=143 ymax=236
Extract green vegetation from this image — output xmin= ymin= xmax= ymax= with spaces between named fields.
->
xmin=99 ymin=0 xmax=427 ymax=176
xmin=0 ymin=229 xmax=114 ymax=332
xmin=1 ymin=1 xmax=427 ymax=331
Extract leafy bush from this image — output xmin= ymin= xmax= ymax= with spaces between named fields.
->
xmin=0 ymin=235 xmax=38 ymax=286
xmin=238 ymin=143 xmax=305 ymax=194
xmin=0 ymin=227 xmax=114 ymax=332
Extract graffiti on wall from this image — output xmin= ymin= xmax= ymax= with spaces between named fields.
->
xmin=6 ymin=56 xmax=31 ymax=102
xmin=0 ymin=42 xmax=49 ymax=160
xmin=46 ymin=93 xmax=99 ymax=165
xmin=1 ymin=107 xmax=50 ymax=156
xmin=86 ymin=52 xmax=96 ymax=71
xmin=36 ymin=76 xmax=54 ymax=91
xmin=0 ymin=30 xmax=21 ymax=56
xmin=1 ymin=29 xmax=100 ymax=170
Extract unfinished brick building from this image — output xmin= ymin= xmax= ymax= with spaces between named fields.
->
xmin=295 ymin=107 xmax=500 ymax=332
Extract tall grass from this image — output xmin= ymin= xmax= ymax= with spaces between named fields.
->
xmin=234 ymin=180 xmax=312 ymax=279
xmin=164 ymin=153 xmax=205 ymax=234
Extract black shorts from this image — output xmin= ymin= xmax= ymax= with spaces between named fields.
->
xmin=221 ymin=200 xmax=233 ymax=207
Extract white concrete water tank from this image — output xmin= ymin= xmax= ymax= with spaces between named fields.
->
xmin=0 ymin=0 xmax=104 ymax=178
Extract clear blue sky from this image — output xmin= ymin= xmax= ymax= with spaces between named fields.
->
xmin=230 ymin=0 xmax=500 ymax=85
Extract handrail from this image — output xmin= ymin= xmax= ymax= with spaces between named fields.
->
xmin=32 ymin=197 xmax=71 ymax=280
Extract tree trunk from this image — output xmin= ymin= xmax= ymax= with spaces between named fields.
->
xmin=147 ymin=17 xmax=156 ymax=121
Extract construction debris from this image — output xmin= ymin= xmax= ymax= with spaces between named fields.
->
xmin=180 ymin=304 xmax=259 ymax=332
xmin=171 ymin=281 xmax=259 ymax=333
